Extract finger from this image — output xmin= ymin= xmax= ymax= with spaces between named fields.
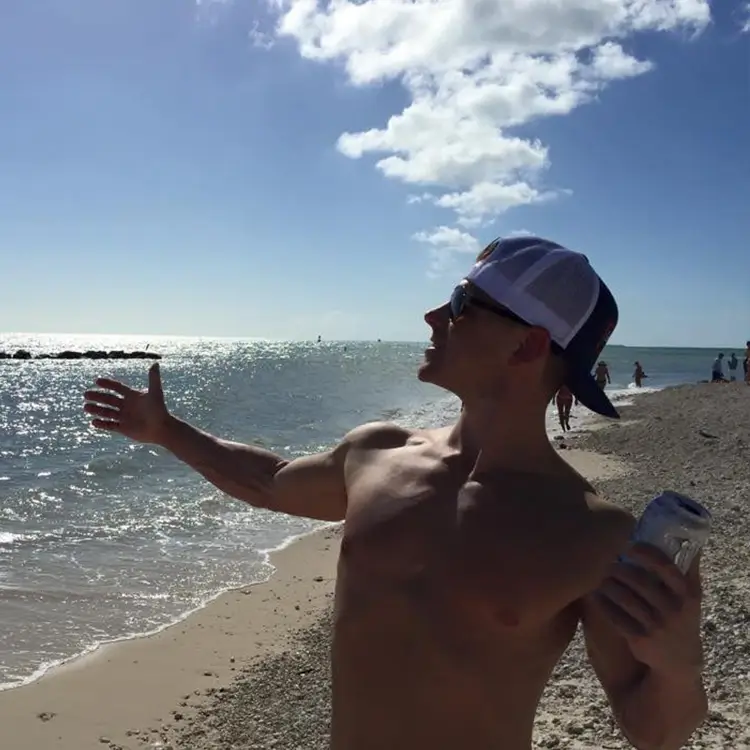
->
xmin=592 ymin=592 xmax=647 ymax=638
xmin=610 ymin=563 xmax=682 ymax=615
xmin=91 ymin=418 xmax=121 ymax=431
xmin=685 ymin=551 xmax=703 ymax=596
xmin=598 ymin=578 xmax=660 ymax=631
xmin=629 ymin=542 xmax=674 ymax=566
xmin=84 ymin=404 xmax=120 ymax=420
xmin=627 ymin=544 xmax=688 ymax=597
xmin=626 ymin=543 xmax=688 ymax=596
xmin=83 ymin=390 xmax=123 ymax=409
xmin=95 ymin=378 xmax=137 ymax=397
xmin=148 ymin=363 xmax=163 ymax=397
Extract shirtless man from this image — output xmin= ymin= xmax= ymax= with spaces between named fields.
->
xmin=84 ymin=237 xmax=706 ymax=750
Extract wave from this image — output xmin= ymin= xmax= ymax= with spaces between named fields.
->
xmin=0 ymin=523 xmax=329 ymax=692
xmin=0 ymin=529 xmax=65 ymax=548
xmin=605 ymin=383 xmax=664 ymax=409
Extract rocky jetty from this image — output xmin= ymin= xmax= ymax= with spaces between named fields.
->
xmin=0 ymin=350 xmax=161 ymax=361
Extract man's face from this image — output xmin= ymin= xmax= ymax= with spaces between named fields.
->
xmin=418 ymin=282 xmax=549 ymax=400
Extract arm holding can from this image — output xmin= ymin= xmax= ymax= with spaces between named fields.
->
xmin=582 ymin=545 xmax=707 ymax=750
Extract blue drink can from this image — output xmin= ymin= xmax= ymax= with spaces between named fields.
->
xmin=631 ymin=491 xmax=711 ymax=574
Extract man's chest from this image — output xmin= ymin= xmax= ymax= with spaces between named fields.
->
xmin=339 ymin=452 xmax=589 ymax=623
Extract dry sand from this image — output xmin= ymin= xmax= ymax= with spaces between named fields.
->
xmin=2 ymin=383 xmax=749 ymax=749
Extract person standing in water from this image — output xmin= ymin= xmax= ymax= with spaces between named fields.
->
xmin=633 ymin=361 xmax=647 ymax=388
xmin=594 ymin=361 xmax=610 ymax=389
xmin=554 ymin=385 xmax=574 ymax=432
xmin=711 ymin=353 xmax=725 ymax=383
xmin=727 ymin=353 xmax=738 ymax=381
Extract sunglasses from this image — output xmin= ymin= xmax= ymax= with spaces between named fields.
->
xmin=449 ymin=285 xmax=529 ymax=326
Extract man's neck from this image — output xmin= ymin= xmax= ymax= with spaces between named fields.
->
xmin=446 ymin=399 xmax=560 ymax=476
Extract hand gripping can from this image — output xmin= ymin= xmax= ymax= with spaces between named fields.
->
xmin=631 ymin=491 xmax=711 ymax=574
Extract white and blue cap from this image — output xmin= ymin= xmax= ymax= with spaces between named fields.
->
xmin=465 ymin=236 xmax=619 ymax=418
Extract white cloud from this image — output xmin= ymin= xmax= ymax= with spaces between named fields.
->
xmin=435 ymin=181 xmax=554 ymax=228
xmin=406 ymin=192 xmax=434 ymax=205
xmin=413 ymin=226 xmax=481 ymax=255
xmin=195 ymin=0 xmax=233 ymax=24
xmin=249 ymin=20 xmax=276 ymax=49
xmin=741 ymin=3 xmax=750 ymax=33
xmin=267 ymin=0 xmax=709 ymax=266
xmin=413 ymin=225 xmax=481 ymax=276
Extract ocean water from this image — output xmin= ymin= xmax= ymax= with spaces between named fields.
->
xmin=0 ymin=334 xmax=737 ymax=689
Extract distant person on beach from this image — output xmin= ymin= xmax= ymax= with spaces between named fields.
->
xmin=84 ymin=237 xmax=706 ymax=750
xmin=633 ymin=361 xmax=647 ymax=388
xmin=744 ymin=341 xmax=750 ymax=384
xmin=711 ymin=353 xmax=726 ymax=383
xmin=594 ymin=360 xmax=610 ymax=389
xmin=554 ymin=385 xmax=574 ymax=432
xmin=727 ymin=353 xmax=738 ymax=381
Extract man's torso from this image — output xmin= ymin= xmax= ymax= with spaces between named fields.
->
xmin=329 ymin=424 xmax=631 ymax=750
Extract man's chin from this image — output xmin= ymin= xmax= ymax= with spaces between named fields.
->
xmin=417 ymin=358 xmax=441 ymax=384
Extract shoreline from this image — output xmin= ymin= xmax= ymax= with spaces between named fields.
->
xmin=0 ymin=523 xmax=334 ymax=694
xmin=0 ymin=525 xmax=343 ymax=750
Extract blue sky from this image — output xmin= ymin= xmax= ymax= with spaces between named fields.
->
xmin=1 ymin=0 xmax=748 ymax=346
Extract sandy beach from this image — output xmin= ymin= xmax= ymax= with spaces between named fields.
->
xmin=2 ymin=383 xmax=749 ymax=749
xmin=0 ymin=528 xmax=341 ymax=750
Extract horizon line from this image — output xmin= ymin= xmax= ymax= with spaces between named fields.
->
xmin=0 ymin=333 xmax=742 ymax=351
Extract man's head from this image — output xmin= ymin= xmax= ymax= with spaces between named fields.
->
xmin=418 ymin=236 xmax=619 ymax=418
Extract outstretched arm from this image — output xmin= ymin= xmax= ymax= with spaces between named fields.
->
xmin=84 ymin=364 xmax=354 ymax=522
xmin=158 ymin=415 xmax=350 ymax=521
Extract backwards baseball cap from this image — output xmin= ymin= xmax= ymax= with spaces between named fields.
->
xmin=465 ymin=235 xmax=619 ymax=418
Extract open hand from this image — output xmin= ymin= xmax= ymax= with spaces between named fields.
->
xmin=83 ymin=363 xmax=171 ymax=444
xmin=591 ymin=543 xmax=703 ymax=677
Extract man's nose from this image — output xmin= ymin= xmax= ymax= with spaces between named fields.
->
xmin=424 ymin=303 xmax=450 ymax=326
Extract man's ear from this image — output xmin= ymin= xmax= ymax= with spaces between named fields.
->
xmin=509 ymin=327 xmax=551 ymax=365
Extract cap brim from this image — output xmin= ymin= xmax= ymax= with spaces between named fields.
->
xmin=568 ymin=372 xmax=620 ymax=419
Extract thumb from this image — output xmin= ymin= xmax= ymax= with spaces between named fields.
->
xmin=148 ymin=362 xmax=164 ymax=399
xmin=686 ymin=550 xmax=702 ymax=592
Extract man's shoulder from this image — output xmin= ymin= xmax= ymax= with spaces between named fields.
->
xmin=503 ymin=469 xmax=633 ymax=538
xmin=341 ymin=421 xmax=415 ymax=452
xmin=504 ymin=465 xmax=633 ymax=556
xmin=462 ymin=477 xmax=635 ymax=624
xmin=545 ymin=460 xmax=634 ymax=544
xmin=578 ymin=494 xmax=635 ymax=556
